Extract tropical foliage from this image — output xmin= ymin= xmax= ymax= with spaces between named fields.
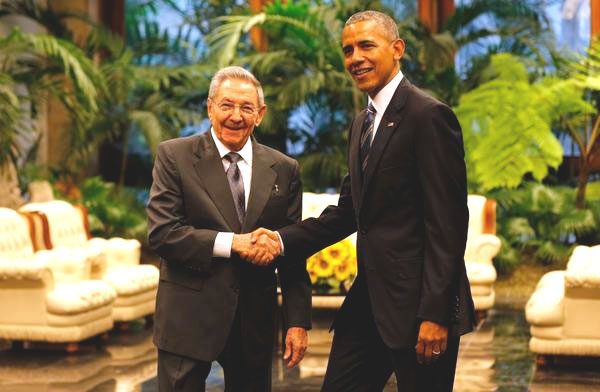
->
xmin=306 ymin=238 xmax=357 ymax=294
xmin=560 ymin=39 xmax=600 ymax=207
xmin=0 ymin=27 xmax=100 ymax=167
xmin=491 ymin=183 xmax=600 ymax=273
xmin=58 ymin=176 xmax=148 ymax=242
xmin=455 ymin=53 xmax=592 ymax=193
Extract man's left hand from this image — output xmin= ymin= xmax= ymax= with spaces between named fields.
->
xmin=283 ymin=327 xmax=308 ymax=368
xmin=415 ymin=320 xmax=448 ymax=365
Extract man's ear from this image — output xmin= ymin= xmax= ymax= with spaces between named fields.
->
xmin=207 ymin=99 xmax=215 ymax=122
xmin=393 ymin=38 xmax=405 ymax=61
xmin=255 ymin=105 xmax=267 ymax=126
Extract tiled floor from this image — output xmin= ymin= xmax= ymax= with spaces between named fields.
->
xmin=0 ymin=308 xmax=599 ymax=391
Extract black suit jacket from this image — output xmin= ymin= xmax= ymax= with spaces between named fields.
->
xmin=279 ymin=78 xmax=475 ymax=349
xmin=147 ymin=132 xmax=311 ymax=362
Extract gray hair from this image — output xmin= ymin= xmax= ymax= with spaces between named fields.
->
xmin=345 ymin=10 xmax=399 ymax=41
xmin=208 ymin=66 xmax=265 ymax=106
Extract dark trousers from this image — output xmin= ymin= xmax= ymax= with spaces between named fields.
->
xmin=321 ymin=278 xmax=460 ymax=392
xmin=157 ymin=308 xmax=272 ymax=392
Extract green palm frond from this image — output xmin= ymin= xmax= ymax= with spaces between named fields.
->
xmin=503 ymin=217 xmax=535 ymax=244
xmin=533 ymin=241 xmax=572 ymax=265
xmin=556 ymin=209 xmax=597 ymax=237
xmin=456 ymin=54 xmax=565 ymax=192
xmin=129 ymin=110 xmax=163 ymax=155
xmin=206 ymin=13 xmax=268 ymax=67
xmin=15 ymin=29 xmax=100 ymax=111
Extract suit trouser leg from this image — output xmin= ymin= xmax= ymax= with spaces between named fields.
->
xmin=157 ymin=303 xmax=272 ymax=392
xmin=217 ymin=312 xmax=271 ymax=392
xmin=157 ymin=349 xmax=212 ymax=392
xmin=217 ymin=301 xmax=273 ymax=392
xmin=390 ymin=336 xmax=460 ymax=392
xmin=321 ymin=281 xmax=394 ymax=392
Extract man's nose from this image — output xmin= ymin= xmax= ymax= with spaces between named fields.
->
xmin=350 ymin=49 xmax=365 ymax=64
xmin=229 ymin=107 xmax=243 ymax=121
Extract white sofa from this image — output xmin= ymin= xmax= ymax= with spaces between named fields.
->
xmin=301 ymin=193 xmax=500 ymax=311
xmin=20 ymin=200 xmax=158 ymax=322
xmin=526 ymin=245 xmax=600 ymax=357
xmin=0 ymin=207 xmax=116 ymax=343
xmin=465 ymin=195 xmax=501 ymax=311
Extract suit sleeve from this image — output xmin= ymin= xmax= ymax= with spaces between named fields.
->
xmin=277 ymin=160 xmax=312 ymax=329
xmin=146 ymin=142 xmax=218 ymax=272
xmin=415 ymin=102 xmax=469 ymax=325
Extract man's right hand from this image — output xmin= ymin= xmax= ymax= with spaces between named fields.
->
xmin=232 ymin=231 xmax=280 ymax=265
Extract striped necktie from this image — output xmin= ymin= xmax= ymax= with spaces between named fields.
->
xmin=224 ymin=152 xmax=245 ymax=224
xmin=359 ymin=103 xmax=376 ymax=173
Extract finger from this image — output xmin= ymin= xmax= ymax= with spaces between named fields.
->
xmin=431 ymin=344 xmax=442 ymax=362
xmin=423 ymin=343 xmax=433 ymax=365
xmin=287 ymin=342 xmax=301 ymax=368
xmin=283 ymin=341 xmax=291 ymax=360
xmin=415 ymin=340 xmax=425 ymax=365
xmin=440 ymin=337 xmax=448 ymax=355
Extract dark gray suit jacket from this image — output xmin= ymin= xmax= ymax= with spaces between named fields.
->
xmin=147 ymin=132 xmax=311 ymax=362
xmin=279 ymin=78 xmax=476 ymax=349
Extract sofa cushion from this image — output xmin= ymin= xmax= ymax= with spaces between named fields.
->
xmin=103 ymin=265 xmax=159 ymax=296
xmin=46 ymin=281 xmax=116 ymax=315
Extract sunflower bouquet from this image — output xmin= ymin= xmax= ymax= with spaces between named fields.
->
xmin=307 ymin=238 xmax=357 ymax=294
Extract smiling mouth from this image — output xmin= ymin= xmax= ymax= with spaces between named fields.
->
xmin=352 ymin=68 xmax=373 ymax=77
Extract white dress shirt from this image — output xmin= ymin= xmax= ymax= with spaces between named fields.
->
xmin=211 ymin=128 xmax=253 ymax=258
xmin=369 ymin=69 xmax=404 ymax=141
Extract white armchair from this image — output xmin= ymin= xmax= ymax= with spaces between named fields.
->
xmin=20 ymin=200 xmax=158 ymax=322
xmin=465 ymin=195 xmax=501 ymax=312
xmin=0 ymin=208 xmax=116 ymax=343
xmin=526 ymin=245 xmax=600 ymax=358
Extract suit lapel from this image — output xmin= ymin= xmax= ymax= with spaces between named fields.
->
xmin=242 ymin=142 xmax=277 ymax=232
xmin=360 ymin=78 xmax=411 ymax=202
xmin=192 ymin=133 xmax=241 ymax=233
xmin=349 ymin=111 xmax=365 ymax=212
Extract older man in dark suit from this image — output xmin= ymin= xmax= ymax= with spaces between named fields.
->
xmin=147 ymin=66 xmax=311 ymax=392
xmin=251 ymin=10 xmax=476 ymax=392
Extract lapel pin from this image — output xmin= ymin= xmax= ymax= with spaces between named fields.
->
xmin=274 ymin=184 xmax=279 ymax=194
xmin=386 ymin=122 xmax=394 ymax=127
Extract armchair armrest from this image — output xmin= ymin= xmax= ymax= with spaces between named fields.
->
xmin=464 ymin=234 xmax=501 ymax=264
xmin=525 ymin=271 xmax=565 ymax=326
xmin=0 ymin=258 xmax=54 ymax=288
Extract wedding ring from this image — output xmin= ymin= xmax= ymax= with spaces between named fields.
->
xmin=432 ymin=350 xmax=441 ymax=355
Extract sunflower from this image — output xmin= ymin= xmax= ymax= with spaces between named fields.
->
xmin=321 ymin=241 xmax=350 ymax=266
xmin=312 ymin=255 xmax=335 ymax=278
xmin=334 ymin=260 xmax=353 ymax=282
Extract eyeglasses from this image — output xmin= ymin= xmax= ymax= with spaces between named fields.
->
xmin=214 ymin=100 xmax=260 ymax=116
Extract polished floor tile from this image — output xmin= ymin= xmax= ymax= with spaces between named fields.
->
xmin=1 ymin=308 xmax=599 ymax=391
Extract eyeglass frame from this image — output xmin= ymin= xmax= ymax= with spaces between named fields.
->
xmin=209 ymin=98 xmax=264 ymax=117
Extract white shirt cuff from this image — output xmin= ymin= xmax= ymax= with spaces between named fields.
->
xmin=213 ymin=232 xmax=234 ymax=258
xmin=275 ymin=231 xmax=285 ymax=256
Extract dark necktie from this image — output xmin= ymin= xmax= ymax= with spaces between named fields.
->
xmin=225 ymin=152 xmax=245 ymax=224
xmin=359 ymin=103 xmax=376 ymax=173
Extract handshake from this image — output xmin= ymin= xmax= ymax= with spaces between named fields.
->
xmin=232 ymin=228 xmax=281 ymax=266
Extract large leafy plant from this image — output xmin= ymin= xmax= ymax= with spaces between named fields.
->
xmin=0 ymin=27 xmax=100 ymax=167
xmin=73 ymin=177 xmax=147 ymax=242
xmin=491 ymin=183 xmax=599 ymax=273
xmin=456 ymin=53 xmax=592 ymax=192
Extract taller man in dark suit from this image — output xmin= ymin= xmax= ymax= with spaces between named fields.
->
xmin=251 ymin=10 xmax=476 ymax=391
xmin=147 ymin=66 xmax=311 ymax=392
